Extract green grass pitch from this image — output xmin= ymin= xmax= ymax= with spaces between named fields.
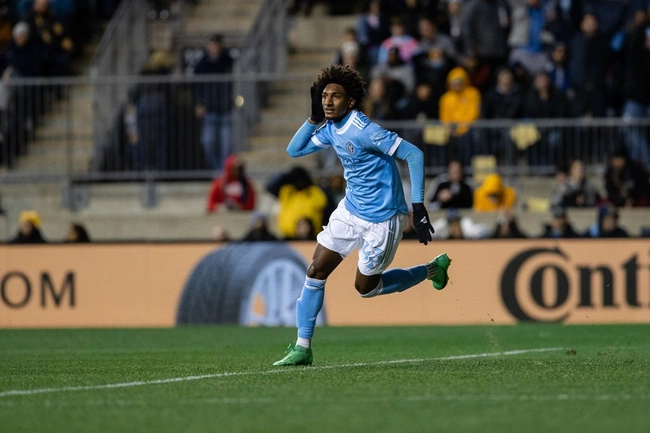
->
xmin=1 ymin=325 xmax=649 ymax=433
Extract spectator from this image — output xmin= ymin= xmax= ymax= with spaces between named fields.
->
xmin=286 ymin=217 xmax=317 ymax=241
xmin=491 ymin=211 xmax=527 ymax=238
xmin=334 ymin=28 xmax=369 ymax=79
xmin=621 ymin=24 xmax=650 ymax=164
xmin=206 ymin=154 xmax=256 ymax=213
xmin=522 ymin=71 xmax=570 ymax=165
xmin=356 ymin=0 xmax=391 ymax=66
xmin=604 ymin=146 xmax=650 ymax=207
xmin=480 ymin=67 xmax=523 ymax=164
xmin=24 ymin=0 xmax=74 ymax=76
xmin=2 ymin=21 xmax=42 ymax=77
xmin=569 ymin=14 xmax=609 ymax=117
xmin=523 ymin=71 xmax=569 ymax=118
xmin=461 ymin=0 xmax=510 ymax=86
xmin=507 ymin=0 xmax=552 ymax=75
xmin=431 ymin=209 xmax=491 ymax=239
xmin=193 ymin=33 xmax=234 ymax=171
xmin=64 ymin=222 xmax=91 ymax=243
xmin=401 ymin=213 xmax=420 ymax=240
xmin=446 ymin=214 xmax=465 ymax=239
xmin=0 ymin=22 xmax=40 ymax=167
xmin=265 ymin=166 xmax=328 ymax=239
xmin=412 ymin=47 xmax=452 ymax=110
xmin=9 ymin=210 xmax=46 ymax=243
xmin=540 ymin=207 xmax=579 ymax=238
xmin=363 ymin=75 xmax=405 ymax=120
xmin=439 ymin=67 xmax=481 ymax=165
xmin=0 ymin=7 xmax=12 ymax=53
xmin=377 ymin=17 xmax=419 ymax=65
xmin=415 ymin=16 xmax=457 ymax=62
xmin=402 ymin=82 xmax=439 ymax=120
xmin=425 ymin=160 xmax=474 ymax=211
xmin=440 ymin=67 xmax=481 ymax=131
xmin=473 ymin=173 xmax=517 ymax=212
xmin=544 ymin=0 xmax=582 ymax=45
xmin=211 ymin=225 xmax=231 ymax=242
xmin=482 ymin=67 xmax=524 ymax=119
xmin=545 ymin=43 xmax=570 ymax=91
xmin=399 ymin=0 xmax=438 ymax=37
xmin=584 ymin=204 xmax=629 ymax=238
xmin=371 ymin=45 xmax=415 ymax=93
xmin=550 ymin=159 xmax=601 ymax=208
xmin=438 ymin=0 xmax=465 ymax=52
xmin=241 ymin=213 xmax=278 ymax=242
xmin=287 ymin=0 xmax=315 ymax=17
xmin=125 ymin=50 xmax=173 ymax=171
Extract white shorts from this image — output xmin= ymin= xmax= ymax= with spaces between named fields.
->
xmin=317 ymin=200 xmax=406 ymax=276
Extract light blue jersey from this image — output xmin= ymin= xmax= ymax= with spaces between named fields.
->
xmin=310 ymin=110 xmax=408 ymax=222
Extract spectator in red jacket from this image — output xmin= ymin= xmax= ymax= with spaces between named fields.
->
xmin=206 ymin=154 xmax=256 ymax=213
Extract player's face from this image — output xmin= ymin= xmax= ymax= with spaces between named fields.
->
xmin=322 ymin=83 xmax=355 ymax=120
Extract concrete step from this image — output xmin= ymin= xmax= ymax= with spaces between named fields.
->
xmin=266 ymin=92 xmax=311 ymax=111
xmin=248 ymin=134 xmax=293 ymax=149
xmin=288 ymin=16 xmax=357 ymax=50
xmin=252 ymin=122 xmax=303 ymax=137
xmin=240 ymin=149 xmax=319 ymax=172
xmin=184 ymin=16 xmax=255 ymax=33
xmin=192 ymin=2 xmax=261 ymax=17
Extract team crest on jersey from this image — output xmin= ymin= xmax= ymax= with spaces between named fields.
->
xmin=345 ymin=142 xmax=356 ymax=154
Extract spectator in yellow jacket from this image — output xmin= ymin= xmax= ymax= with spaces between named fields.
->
xmin=266 ymin=166 xmax=329 ymax=239
xmin=439 ymin=67 xmax=481 ymax=135
xmin=473 ymin=173 xmax=517 ymax=212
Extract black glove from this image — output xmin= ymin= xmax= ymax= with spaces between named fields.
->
xmin=412 ymin=203 xmax=434 ymax=245
xmin=309 ymin=84 xmax=324 ymax=123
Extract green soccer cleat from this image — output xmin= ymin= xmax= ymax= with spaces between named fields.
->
xmin=272 ymin=342 xmax=313 ymax=366
xmin=427 ymin=253 xmax=452 ymax=290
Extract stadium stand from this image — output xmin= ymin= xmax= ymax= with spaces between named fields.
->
xmin=0 ymin=0 xmax=649 ymax=242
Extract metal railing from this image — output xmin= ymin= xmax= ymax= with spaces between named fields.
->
xmin=382 ymin=117 xmax=650 ymax=176
xmin=233 ymin=0 xmax=288 ymax=152
xmin=90 ymin=0 xmax=153 ymax=172
xmin=1 ymin=74 xmax=650 ymax=183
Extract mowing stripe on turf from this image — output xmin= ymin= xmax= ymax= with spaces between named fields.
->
xmin=0 ymin=347 xmax=562 ymax=398
xmin=2 ymin=393 xmax=649 ymax=407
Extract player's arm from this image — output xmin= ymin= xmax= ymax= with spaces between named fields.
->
xmin=393 ymin=140 xmax=435 ymax=244
xmin=286 ymin=121 xmax=325 ymax=157
xmin=286 ymin=84 xmax=329 ymax=157
xmin=393 ymin=140 xmax=425 ymax=204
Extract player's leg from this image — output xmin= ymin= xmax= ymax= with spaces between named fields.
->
xmin=273 ymin=244 xmax=342 ymax=367
xmin=298 ymin=244 xmax=342 ymax=347
xmin=274 ymin=201 xmax=357 ymax=366
xmin=354 ymin=214 xmax=452 ymax=298
xmin=361 ymin=253 xmax=452 ymax=297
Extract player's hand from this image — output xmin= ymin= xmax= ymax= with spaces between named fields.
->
xmin=412 ymin=203 xmax=434 ymax=245
xmin=309 ymin=84 xmax=324 ymax=123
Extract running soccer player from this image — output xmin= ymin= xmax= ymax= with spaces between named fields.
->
xmin=273 ymin=65 xmax=452 ymax=366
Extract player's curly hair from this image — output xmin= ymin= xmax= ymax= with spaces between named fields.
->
xmin=312 ymin=64 xmax=366 ymax=110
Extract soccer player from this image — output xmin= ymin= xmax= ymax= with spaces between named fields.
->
xmin=273 ymin=65 xmax=452 ymax=366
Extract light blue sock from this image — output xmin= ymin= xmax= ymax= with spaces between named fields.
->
xmin=296 ymin=277 xmax=325 ymax=340
xmin=372 ymin=265 xmax=428 ymax=296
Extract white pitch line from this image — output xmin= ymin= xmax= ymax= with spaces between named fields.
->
xmin=0 ymin=347 xmax=562 ymax=398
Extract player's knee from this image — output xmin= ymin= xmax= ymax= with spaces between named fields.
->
xmin=306 ymin=263 xmax=329 ymax=280
xmin=354 ymin=280 xmax=374 ymax=295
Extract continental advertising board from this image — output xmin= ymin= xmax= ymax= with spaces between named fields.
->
xmin=1 ymin=240 xmax=649 ymax=328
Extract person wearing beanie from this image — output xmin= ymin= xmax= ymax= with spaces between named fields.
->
xmin=10 ymin=210 xmax=46 ymax=244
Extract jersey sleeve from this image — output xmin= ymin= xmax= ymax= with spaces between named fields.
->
xmin=360 ymin=122 xmax=402 ymax=156
xmin=310 ymin=124 xmax=332 ymax=148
